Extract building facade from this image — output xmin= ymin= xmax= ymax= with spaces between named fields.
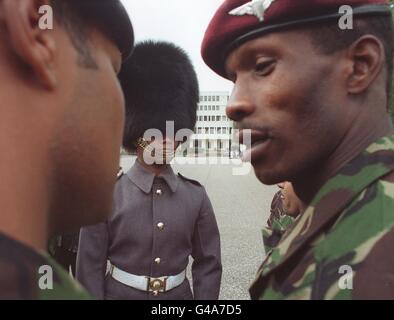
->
xmin=185 ymin=91 xmax=237 ymax=157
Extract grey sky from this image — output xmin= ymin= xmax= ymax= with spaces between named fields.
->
xmin=121 ymin=0 xmax=233 ymax=93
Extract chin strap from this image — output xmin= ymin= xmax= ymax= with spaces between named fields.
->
xmin=135 ymin=137 xmax=175 ymax=164
xmin=136 ymin=137 xmax=154 ymax=153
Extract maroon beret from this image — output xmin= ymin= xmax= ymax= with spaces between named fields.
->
xmin=201 ymin=0 xmax=391 ymax=79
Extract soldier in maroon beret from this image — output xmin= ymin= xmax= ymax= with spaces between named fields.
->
xmin=202 ymin=0 xmax=394 ymax=299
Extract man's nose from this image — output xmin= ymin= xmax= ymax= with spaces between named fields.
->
xmin=226 ymin=87 xmax=255 ymax=122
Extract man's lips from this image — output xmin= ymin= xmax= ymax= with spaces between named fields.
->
xmin=237 ymin=129 xmax=271 ymax=145
xmin=237 ymin=129 xmax=272 ymax=162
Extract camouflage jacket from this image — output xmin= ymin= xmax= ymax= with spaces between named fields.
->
xmin=264 ymin=190 xmax=295 ymax=254
xmin=250 ymin=135 xmax=394 ymax=300
xmin=0 ymin=232 xmax=91 ymax=300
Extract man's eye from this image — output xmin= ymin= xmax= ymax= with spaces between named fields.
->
xmin=254 ymin=60 xmax=275 ymax=76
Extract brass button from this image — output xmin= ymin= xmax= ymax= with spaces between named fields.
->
xmin=156 ymin=189 xmax=162 ymax=196
xmin=157 ymin=222 xmax=164 ymax=230
xmin=152 ymin=280 xmax=162 ymax=290
xmin=155 ymin=257 xmax=161 ymax=264
xmin=152 ymin=290 xmax=159 ymax=296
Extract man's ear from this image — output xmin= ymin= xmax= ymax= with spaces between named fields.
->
xmin=2 ymin=0 xmax=56 ymax=90
xmin=346 ymin=35 xmax=385 ymax=95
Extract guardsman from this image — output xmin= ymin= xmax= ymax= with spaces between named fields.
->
xmin=202 ymin=0 xmax=394 ymax=299
xmin=77 ymin=41 xmax=222 ymax=300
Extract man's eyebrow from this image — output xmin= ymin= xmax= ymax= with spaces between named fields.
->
xmin=225 ymin=62 xmax=236 ymax=81
xmin=224 ymin=46 xmax=258 ymax=78
xmin=225 ymin=49 xmax=243 ymax=80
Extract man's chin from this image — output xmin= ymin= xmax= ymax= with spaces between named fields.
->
xmin=253 ymin=164 xmax=284 ymax=186
xmin=51 ymin=199 xmax=112 ymax=234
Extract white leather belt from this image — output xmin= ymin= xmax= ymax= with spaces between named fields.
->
xmin=108 ymin=263 xmax=186 ymax=293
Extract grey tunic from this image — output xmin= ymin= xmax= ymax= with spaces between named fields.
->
xmin=76 ymin=160 xmax=222 ymax=300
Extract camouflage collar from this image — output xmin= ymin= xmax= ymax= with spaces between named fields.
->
xmin=256 ymin=135 xmax=394 ymax=280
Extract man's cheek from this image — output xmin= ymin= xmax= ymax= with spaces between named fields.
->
xmin=104 ymin=78 xmax=125 ymax=136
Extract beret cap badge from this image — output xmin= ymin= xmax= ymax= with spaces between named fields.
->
xmin=229 ymin=0 xmax=276 ymax=22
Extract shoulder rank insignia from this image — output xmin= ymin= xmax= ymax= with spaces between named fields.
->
xmin=178 ymin=173 xmax=202 ymax=187
xmin=229 ymin=0 xmax=276 ymax=22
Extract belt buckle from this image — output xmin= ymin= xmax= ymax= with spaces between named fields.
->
xmin=147 ymin=277 xmax=167 ymax=293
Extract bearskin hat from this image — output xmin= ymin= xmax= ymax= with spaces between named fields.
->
xmin=119 ymin=41 xmax=199 ymax=152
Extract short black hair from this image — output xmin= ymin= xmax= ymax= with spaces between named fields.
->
xmin=51 ymin=0 xmax=134 ymax=67
xmin=52 ymin=0 xmax=98 ymax=68
xmin=305 ymin=15 xmax=394 ymax=108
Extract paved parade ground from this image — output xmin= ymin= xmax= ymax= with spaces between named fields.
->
xmin=120 ymin=156 xmax=277 ymax=300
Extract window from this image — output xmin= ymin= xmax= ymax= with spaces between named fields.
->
xmin=217 ymin=127 xmax=222 ymax=134
xmin=222 ymin=116 xmax=226 ymax=121
xmin=198 ymin=128 xmax=202 ymax=134
xmin=216 ymin=116 xmax=220 ymax=121
xmin=210 ymin=127 xmax=214 ymax=134
xmin=205 ymin=128 xmax=209 ymax=134
xmin=208 ymin=96 xmax=211 ymax=102
xmin=216 ymin=96 xmax=219 ymax=101
xmin=208 ymin=106 xmax=211 ymax=111
xmin=204 ymin=116 xmax=207 ymax=121
xmin=204 ymin=106 xmax=207 ymax=111
xmin=222 ymin=128 xmax=227 ymax=134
